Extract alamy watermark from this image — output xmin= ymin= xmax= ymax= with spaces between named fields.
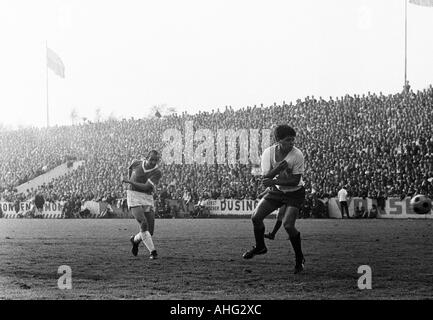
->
xmin=357 ymin=265 xmax=372 ymax=290
xmin=162 ymin=121 xmax=272 ymax=165
xmin=57 ymin=265 xmax=72 ymax=290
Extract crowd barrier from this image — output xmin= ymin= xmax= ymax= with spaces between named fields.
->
xmin=328 ymin=197 xmax=433 ymax=219
xmin=1 ymin=197 xmax=432 ymax=219
xmin=0 ymin=201 xmax=64 ymax=219
xmin=200 ymin=197 xmax=432 ymax=219
xmin=202 ymin=199 xmax=278 ymax=217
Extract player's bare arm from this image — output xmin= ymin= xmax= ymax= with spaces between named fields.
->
xmin=125 ymin=180 xmax=154 ymax=193
xmin=263 ymin=160 xmax=288 ymax=179
xmin=257 ymin=188 xmax=270 ymax=199
xmin=122 ymin=175 xmax=154 ymax=193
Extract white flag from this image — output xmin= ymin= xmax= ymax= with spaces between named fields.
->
xmin=47 ymin=47 xmax=65 ymax=78
xmin=409 ymin=0 xmax=433 ymax=7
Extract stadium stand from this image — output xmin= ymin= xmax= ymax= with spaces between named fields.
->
xmin=1 ymin=86 xmax=433 ymax=211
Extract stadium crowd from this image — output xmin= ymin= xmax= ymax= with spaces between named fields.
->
xmin=1 ymin=85 xmax=433 ymax=214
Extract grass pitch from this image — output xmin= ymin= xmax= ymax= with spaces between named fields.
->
xmin=1 ymin=218 xmax=432 ymax=299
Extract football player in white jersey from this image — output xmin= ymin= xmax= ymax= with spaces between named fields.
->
xmin=243 ymin=125 xmax=306 ymax=273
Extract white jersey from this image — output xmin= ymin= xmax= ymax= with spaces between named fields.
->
xmin=261 ymin=145 xmax=305 ymax=193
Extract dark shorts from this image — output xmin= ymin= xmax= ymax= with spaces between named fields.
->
xmin=263 ymin=186 xmax=305 ymax=210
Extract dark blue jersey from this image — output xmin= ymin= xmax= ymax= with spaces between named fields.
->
xmin=128 ymin=159 xmax=162 ymax=193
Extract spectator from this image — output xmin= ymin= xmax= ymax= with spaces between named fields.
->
xmin=34 ymin=193 xmax=45 ymax=216
xmin=121 ymin=198 xmax=128 ymax=212
xmin=376 ymin=190 xmax=387 ymax=215
xmin=193 ymin=197 xmax=210 ymax=218
xmin=79 ymin=201 xmax=91 ymax=218
xmin=160 ymin=184 xmax=170 ymax=204
xmin=337 ymin=185 xmax=350 ymax=219
xmin=181 ymin=189 xmax=193 ymax=215
xmin=62 ymin=199 xmax=75 ymax=219
xmin=353 ymin=206 xmax=363 ymax=219
xmin=360 ymin=206 xmax=369 ymax=218
xmin=310 ymin=195 xmax=328 ymax=218
xmin=99 ymin=203 xmax=114 ymax=218
xmin=368 ymin=204 xmax=378 ymax=219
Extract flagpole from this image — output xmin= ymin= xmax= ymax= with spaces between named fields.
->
xmin=46 ymin=41 xmax=49 ymax=128
xmin=404 ymin=0 xmax=408 ymax=89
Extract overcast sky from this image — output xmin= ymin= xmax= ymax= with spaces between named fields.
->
xmin=0 ymin=0 xmax=432 ymax=129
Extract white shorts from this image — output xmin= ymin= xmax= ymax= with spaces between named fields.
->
xmin=127 ymin=190 xmax=155 ymax=210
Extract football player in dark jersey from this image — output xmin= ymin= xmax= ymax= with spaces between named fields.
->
xmin=122 ymin=150 xmax=162 ymax=259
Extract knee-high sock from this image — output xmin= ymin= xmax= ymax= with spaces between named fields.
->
xmin=253 ymin=225 xmax=266 ymax=249
xmin=140 ymin=231 xmax=155 ymax=253
xmin=289 ymin=231 xmax=303 ymax=259
xmin=271 ymin=220 xmax=283 ymax=235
